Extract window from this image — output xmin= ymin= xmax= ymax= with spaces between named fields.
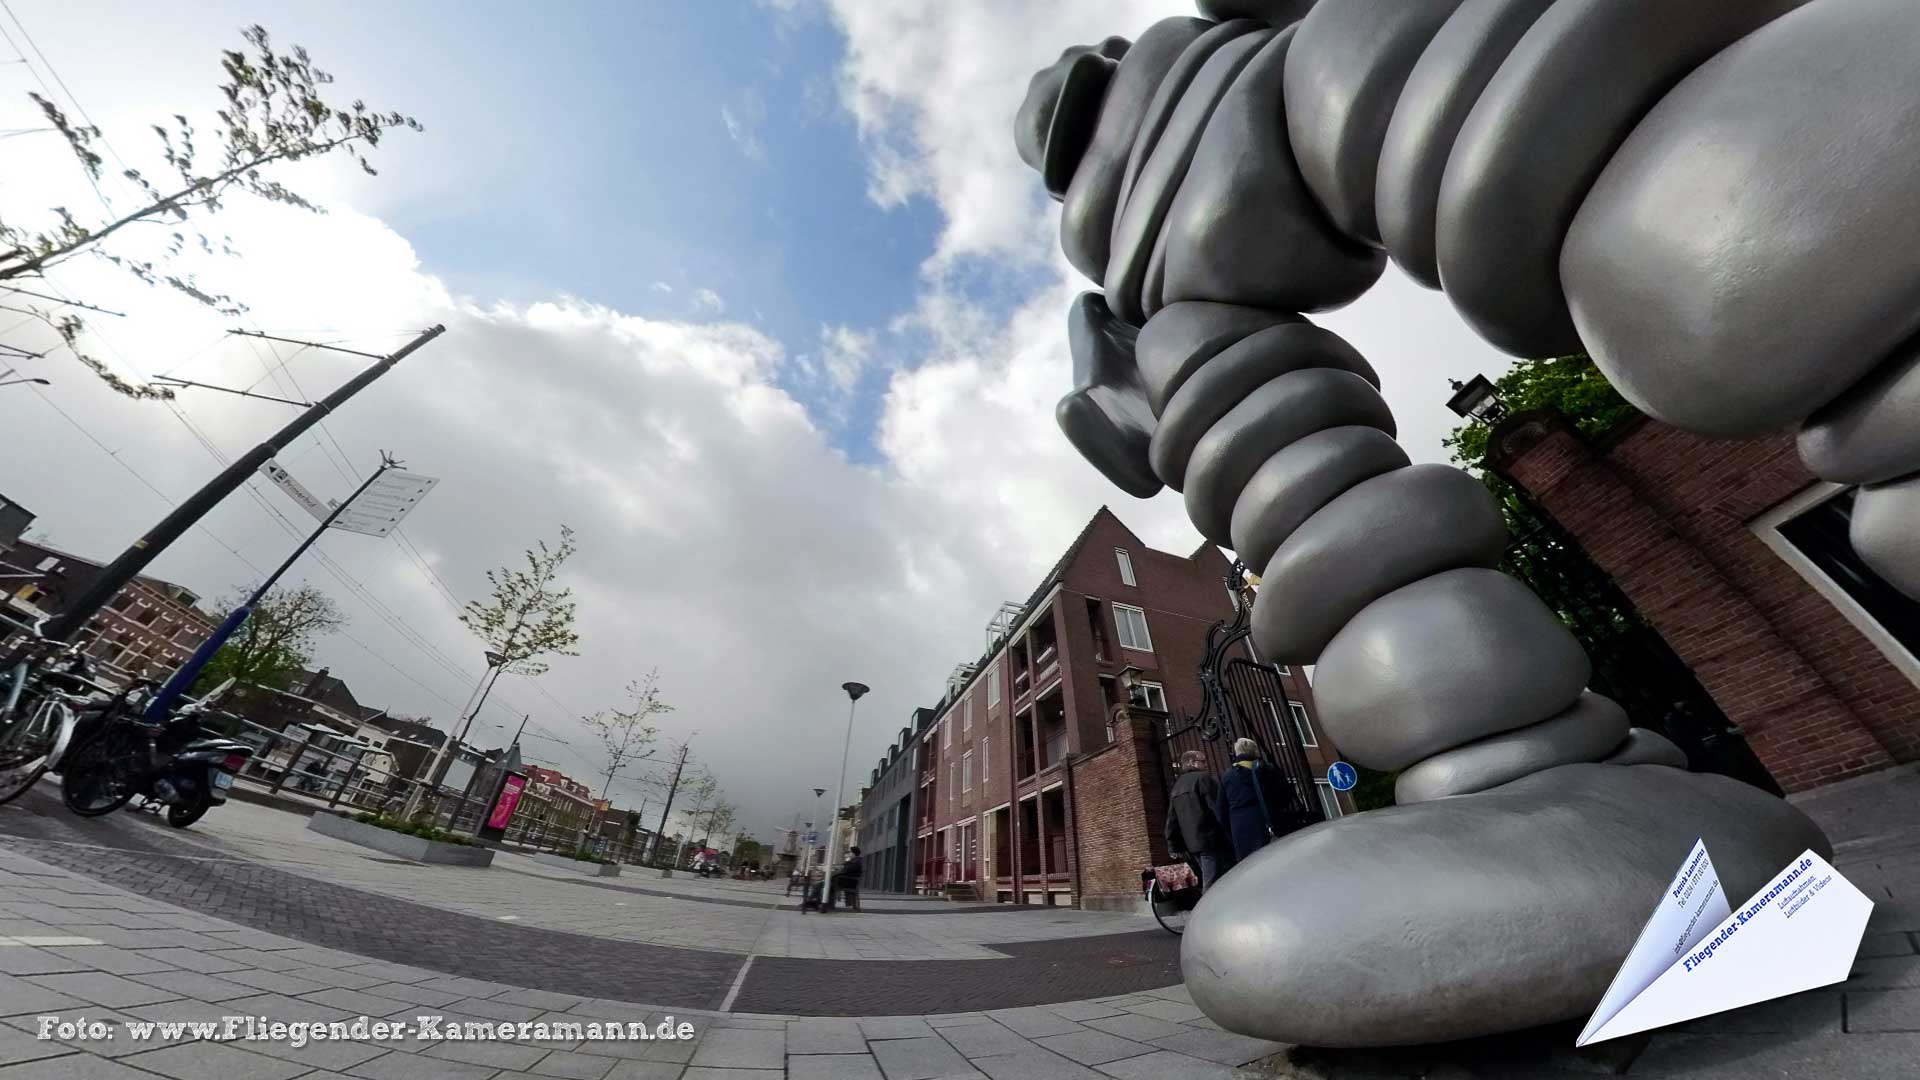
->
xmin=963 ymin=694 xmax=972 ymax=733
xmin=982 ymin=736 xmax=989 ymax=784
xmin=1769 ymin=486 xmax=1920 ymax=661
xmin=987 ymin=661 xmax=1000 ymax=707
xmin=107 ymin=593 xmax=132 ymax=611
xmin=962 ymin=751 xmax=973 ymax=792
xmin=1129 ymin=681 xmax=1167 ymax=712
xmin=1288 ymin=701 xmax=1317 ymax=747
xmin=136 ymin=607 xmax=160 ymax=626
xmin=949 ymin=763 xmax=957 ymax=807
xmin=943 ymin=717 xmax=951 ymax=749
xmin=1115 ymin=548 xmax=1136 ymax=586
xmin=1113 ymin=603 xmax=1153 ymax=651
xmin=1315 ymin=780 xmax=1343 ymax=820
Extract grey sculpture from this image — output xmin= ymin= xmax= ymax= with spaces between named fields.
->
xmin=1013 ymin=0 xmax=1913 ymax=1049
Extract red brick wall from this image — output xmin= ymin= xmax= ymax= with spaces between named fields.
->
xmin=1495 ymin=413 xmax=1920 ymax=790
xmin=1069 ymin=707 xmax=1173 ymax=905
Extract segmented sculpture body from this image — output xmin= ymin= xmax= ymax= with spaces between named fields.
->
xmin=1016 ymin=0 xmax=1914 ymax=1047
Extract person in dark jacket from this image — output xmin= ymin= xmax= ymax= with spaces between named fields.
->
xmin=1164 ymin=750 xmax=1233 ymax=888
xmin=1215 ymin=738 xmax=1310 ymax=861
xmin=824 ymin=846 xmax=864 ymax=912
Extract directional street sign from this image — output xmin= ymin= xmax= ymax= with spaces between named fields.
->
xmin=329 ymin=470 xmax=439 ymax=538
xmin=258 ymin=459 xmax=330 ymax=524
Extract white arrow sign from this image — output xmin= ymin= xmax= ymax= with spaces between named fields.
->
xmin=258 ymin=460 xmax=331 ymax=524
xmin=329 ymin=470 xmax=439 ymax=538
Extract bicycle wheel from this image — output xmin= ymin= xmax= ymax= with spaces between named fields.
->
xmin=60 ymin=730 xmax=135 ymax=817
xmin=1149 ymin=879 xmax=1189 ymax=935
xmin=0 ymin=695 xmax=66 ymax=806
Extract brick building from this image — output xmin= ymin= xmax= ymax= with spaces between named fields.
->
xmin=859 ymin=508 xmax=1348 ymax=909
xmin=1490 ymin=411 xmax=1920 ymax=792
xmin=2 ymin=539 xmax=217 ymax=683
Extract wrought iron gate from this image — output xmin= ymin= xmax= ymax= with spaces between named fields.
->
xmin=1159 ymin=566 xmax=1324 ymax=821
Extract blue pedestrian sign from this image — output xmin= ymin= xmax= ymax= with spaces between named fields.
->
xmin=1326 ymin=761 xmax=1358 ymax=791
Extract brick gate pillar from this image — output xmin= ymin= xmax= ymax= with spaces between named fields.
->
xmin=1065 ymin=703 xmax=1176 ymax=910
xmin=1489 ymin=412 xmax=1893 ymax=791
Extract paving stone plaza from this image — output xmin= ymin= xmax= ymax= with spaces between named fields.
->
xmin=0 ymin=767 xmax=1913 ymax=1079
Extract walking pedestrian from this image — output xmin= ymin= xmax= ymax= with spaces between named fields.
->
xmin=1215 ymin=738 xmax=1313 ymax=862
xmin=1164 ymin=750 xmax=1232 ymax=888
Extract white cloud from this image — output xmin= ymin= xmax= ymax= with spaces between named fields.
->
xmin=691 ymin=287 xmax=726 ymax=315
xmin=720 ymin=95 xmax=768 ymax=163
xmin=0 ymin=198 xmax=1031 ymax=836
xmin=651 ymin=282 xmax=674 ymax=294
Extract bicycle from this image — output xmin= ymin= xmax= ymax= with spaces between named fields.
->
xmin=0 ymin=618 xmax=118 ymax=807
xmin=1143 ymin=862 xmax=1204 ymax=935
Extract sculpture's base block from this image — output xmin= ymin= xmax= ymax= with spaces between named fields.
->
xmin=1182 ymin=763 xmax=1829 ymax=1047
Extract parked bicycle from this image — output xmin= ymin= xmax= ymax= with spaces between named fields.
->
xmin=0 ymin=618 xmax=116 ymax=806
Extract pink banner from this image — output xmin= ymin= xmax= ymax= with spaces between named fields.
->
xmin=487 ymin=774 xmax=526 ymax=829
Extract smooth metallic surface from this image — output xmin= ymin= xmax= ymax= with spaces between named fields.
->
xmin=1057 ymin=293 xmax=1161 ymax=498
xmin=1060 ymin=19 xmax=1213 ymax=282
xmin=1375 ymin=0 xmax=1557 ymax=288
xmin=1438 ymin=0 xmax=1808 ymax=358
xmin=1851 ymin=473 xmax=1920 ymax=598
xmin=1108 ymin=27 xmax=1273 ymax=326
xmin=1601 ymin=727 xmax=1690 ymax=770
xmin=1135 ymin=301 xmax=1297 ymax=414
xmin=1283 ymin=0 xmax=1464 ymax=246
xmin=1563 ymin=0 xmax=1903 ymax=436
xmin=1183 ymin=763 xmax=1830 ymax=1047
xmin=1253 ymin=465 xmax=1506 ymax=662
xmin=1394 ymin=691 xmax=1630 ymax=803
xmin=1016 ymin=39 xmax=1128 ymax=200
xmin=1160 ymin=28 xmax=1385 ymax=315
xmin=1229 ymin=426 xmax=1408 ymax=573
xmin=1799 ymin=338 xmax=1920 ymax=486
xmin=1182 ymin=368 xmax=1395 ymax=547
xmin=1310 ymin=568 xmax=1588 ymax=771
xmin=1149 ymin=322 xmax=1379 ymax=491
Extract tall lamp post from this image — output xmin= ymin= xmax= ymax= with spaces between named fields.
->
xmin=405 ymin=648 xmax=507 ymax=819
xmin=819 ymin=681 xmax=869 ymax=906
xmin=803 ymin=786 xmax=826 ymax=882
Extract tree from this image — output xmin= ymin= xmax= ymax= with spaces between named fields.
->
xmin=1440 ymin=354 xmax=1639 ymax=466
xmin=585 ymin=668 xmax=672 ymax=800
xmin=460 ymin=526 xmax=581 ymax=677
xmin=190 ymin=584 xmax=343 ymax=692
xmin=734 ymin=836 xmax=766 ymax=866
xmin=1 ymin=25 xmax=421 ymax=397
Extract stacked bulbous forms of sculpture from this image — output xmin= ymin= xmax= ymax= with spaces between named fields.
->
xmin=1016 ymin=0 xmax=1920 ymax=1049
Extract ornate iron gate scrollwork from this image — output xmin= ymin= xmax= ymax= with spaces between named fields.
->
xmin=1159 ymin=562 xmax=1324 ymax=820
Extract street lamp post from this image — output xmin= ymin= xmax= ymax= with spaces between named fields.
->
xmin=819 ymin=681 xmax=869 ymax=908
xmin=803 ymin=786 xmax=825 ymax=884
xmin=405 ymin=648 xmax=507 ymax=820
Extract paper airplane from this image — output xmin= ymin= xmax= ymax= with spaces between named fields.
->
xmin=1578 ymin=840 xmax=1872 ymax=1045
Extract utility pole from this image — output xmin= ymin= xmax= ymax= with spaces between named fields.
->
xmin=649 ymin=741 xmax=690 ymax=866
xmin=40 ymin=325 xmax=446 ymax=644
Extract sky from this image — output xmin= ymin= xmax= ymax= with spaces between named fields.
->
xmin=0 ymin=0 xmax=1520 ymax=844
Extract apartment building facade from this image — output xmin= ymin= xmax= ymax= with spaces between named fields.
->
xmin=2 ymin=540 xmax=218 ymax=682
xmin=861 ymin=508 xmax=1350 ymax=910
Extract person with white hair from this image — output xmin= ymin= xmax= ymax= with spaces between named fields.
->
xmin=1214 ymin=737 xmax=1310 ymax=861
xmin=1163 ymin=749 xmax=1232 ymax=888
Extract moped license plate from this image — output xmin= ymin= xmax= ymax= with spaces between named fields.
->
xmin=213 ymin=772 xmax=234 ymax=790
